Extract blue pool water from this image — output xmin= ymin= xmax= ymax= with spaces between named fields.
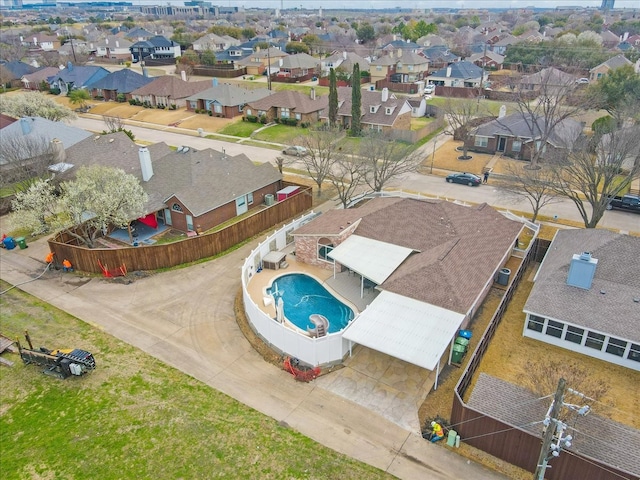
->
xmin=267 ymin=274 xmax=355 ymax=334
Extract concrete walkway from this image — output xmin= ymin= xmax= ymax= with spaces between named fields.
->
xmin=0 ymin=231 xmax=507 ymax=480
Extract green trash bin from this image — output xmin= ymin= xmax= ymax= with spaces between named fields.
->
xmin=455 ymin=336 xmax=469 ymax=348
xmin=452 ymin=344 xmax=466 ymax=363
xmin=15 ymin=237 xmax=28 ymax=249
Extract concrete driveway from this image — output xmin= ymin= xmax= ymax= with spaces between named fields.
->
xmin=0 ymin=231 xmax=507 ymax=480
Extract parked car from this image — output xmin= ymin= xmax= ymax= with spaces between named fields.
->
xmin=282 ymin=145 xmax=307 ymax=156
xmin=424 ymin=84 xmax=435 ymax=95
xmin=605 ymin=194 xmax=640 ymax=214
xmin=446 ymin=172 xmax=482 ymax=186
xmin=575 ymin=78 xmax=589 ymax=84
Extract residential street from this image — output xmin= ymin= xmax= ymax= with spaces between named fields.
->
xmin=70 ymin=116 xmax=639 ymax=233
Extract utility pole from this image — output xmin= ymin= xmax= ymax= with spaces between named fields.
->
xmin=535 ymin=378 xmax=566 ymax=480
xmin=267 ymin=47 xmax=272 ymax=91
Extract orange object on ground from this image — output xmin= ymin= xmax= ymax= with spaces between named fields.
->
xmin=45 ymin=252 xmax=54 ymax=264
xmin=283 ymin=357 xmax=320 ymax=382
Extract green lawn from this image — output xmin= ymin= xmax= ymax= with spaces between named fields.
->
xmin=218 ymin=120 xmax=262 ymax=137
xmin=0 ymin=283 xmax=391 ymax=480
xmin=253 ymin=124 xmax=309 ymax=144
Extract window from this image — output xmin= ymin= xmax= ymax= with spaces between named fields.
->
xmin=408 ymin=65 xmax=414 ymax=71
xmin=318 ymin=238 xmax=334 ymax=262
xmin=376 ymin=66 xmax=382 ymax=71
xmin=171 ymin=203 xmax=183 ymax=213
xmin=247 ymin=192 xmax=253 ymax=205
xmin=605 ymin=337 xmax=627 ymax=357
xmin=281 ymin=107 xmax=290 ymax=118
xmin=186 ymin=214 xmax=194 ymax=231
xmin=245 ymin=108 xmax=251 ymax=115
xmin=628 ymin=344 xmax=640 ymax=362
xmin=385 ymin=107 xmax=392 ymax=115
xmin=527 ymin=315 xmax=544 ymax=332
xmin=512 ymin=140 xmax=522 ymax=152
xmin=370 ymin=106 xmax=376 ymax=113
xmin=189 ymin=101 xmax=197 ymax=109
xmin=585 ymin=331 xmax=605 ymax=351
xmin=475 ymin=136 xmax=488 ymax=148
xmin=565 ymin=326 xmax=584 ymax=344
xmin=295 ymin=113 xmax=301 ymax=120
xmin=214 ymin=104 xmax=222 ymax=113
xmin=545 ymin=320 xmax=564 ymax=339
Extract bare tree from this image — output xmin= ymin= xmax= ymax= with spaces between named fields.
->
xmin=103 ymin=115 xmax=125 ymax=132
xmin=507 ymin=71 xmax=591 ymax=169
xmin=549 ymin=117 xmax=640 ymax=228
xmin=0 ymin=133 xmax=56 ymax=195
xmin=297 ymin=126 xmax=343 ymax=197
xmin=327 ymin=151 xmax=368 ymax=208
xmin=0 ymin=37 xmax=27 ymax=62
xmin=442 ymin=98 xmax=483 ymax=160
xmin=496 ymin=161 xmax=561 ymax=223
xmin=359 ymin=132 xmax=423 ymax=192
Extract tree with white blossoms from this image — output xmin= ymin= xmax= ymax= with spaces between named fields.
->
xmin=0 ymin=91 xmax=76 ymax=122
xmin=12 ymin=165 xmax=148 ymax=248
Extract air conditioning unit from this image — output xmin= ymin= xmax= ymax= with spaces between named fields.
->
xmin=264 ymin=194 xmax=275 ymax=206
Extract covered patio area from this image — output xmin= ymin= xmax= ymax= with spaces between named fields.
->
xmin=108 ymin=218 xmax=169 ymax=246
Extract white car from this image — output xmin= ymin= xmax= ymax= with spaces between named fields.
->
xmin=282 ymin=146 xmax=307 ymax=156
xmin=424 ymin=84 xmax=435 ymax=95
xmin=576 ymin=78 xmax=589 ymax=84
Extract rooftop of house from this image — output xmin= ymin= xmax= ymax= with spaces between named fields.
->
xmin=524 ymin=229 xmax=640 ymax=343
xmin=294 ymin=197 xmax=523 ymax=314
xmin=130 ymin=76 xmax=211 ymax=99
xmin=246 ymin=89 xmax=328 ymax=114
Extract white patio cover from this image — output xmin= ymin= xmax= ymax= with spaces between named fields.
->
xmin=342 ymin=291 xmax=466 ymax=371
xmin=328 ymin=235 xmax=415 ymax=285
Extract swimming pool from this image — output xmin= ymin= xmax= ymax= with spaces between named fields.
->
xmin=267 ymin=273 xmax=355 ymax=334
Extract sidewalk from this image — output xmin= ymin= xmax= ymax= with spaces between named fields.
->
xmin=0 ymin=233 xmax=507 ymax=480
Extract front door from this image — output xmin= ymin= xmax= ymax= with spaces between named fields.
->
xmin=497 ymin=137 xmax=506 ymax=152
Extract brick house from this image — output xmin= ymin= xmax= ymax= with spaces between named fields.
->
xmin=87 ymin=68 xmax=154 ymax=101
xmin=466 ymin=112 xmax=583 ymax=160
xmin=244 ymin=89 xmax=327 ymax=124
xmin=319 ymin=86 xmax=412 ymax=134
xmin=130 ymin=76 xmax=211 ymax=108
xmin=185 ymin=81 xmax=272 ymax=118
xmin=59 ymin=132 xmax=283 ymax=234
xmin=589 ymin=54 xmax=633 ymax=83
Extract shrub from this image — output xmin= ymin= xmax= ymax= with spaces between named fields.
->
xmin=208 ymin=110 xmax=213 ymax=116
xmin=169 ymin=104 xmax=177 ymax=110
xmin=259 ymin=115 xmax=267 ymax=124
xmin=129 ymin=99 xmax=136 ymax=105
xmin=300 ymin=122 xmax=310 ymax=128
xmin=274 ymin=118 xmax=280 ymax=124
xmin=246 ymin=115 xmax=258 ymax=123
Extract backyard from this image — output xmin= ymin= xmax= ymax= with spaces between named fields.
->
xmin=0 ymin=283 xmax=391 ymax=480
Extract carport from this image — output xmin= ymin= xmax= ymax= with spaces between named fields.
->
xmin=327 ymin=235 xmax=416 ymax=297
xmin=342 ymin=290 xmax=466 ymax=389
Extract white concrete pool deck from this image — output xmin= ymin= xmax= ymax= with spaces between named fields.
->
xmin=246 ymin=254 xmax=434 ymax=432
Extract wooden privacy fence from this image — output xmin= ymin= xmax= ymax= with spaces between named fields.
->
xmin=451 ymin=238 xmax=636 ymax=480
xmin=47 ymin=186 xmax=312 ymax=274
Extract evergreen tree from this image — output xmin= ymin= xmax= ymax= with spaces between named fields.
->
xmin=350 ymin=64 xmax=362 ymax=137
xmin=328 ymin=68 xmax=338 ymax=128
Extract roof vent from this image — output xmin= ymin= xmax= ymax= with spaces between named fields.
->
xmin=567 ymin=251 xmax=598 ymax=290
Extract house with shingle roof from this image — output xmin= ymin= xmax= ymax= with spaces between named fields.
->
xmin=21 ymin=66 xmax=60 ymax=90
xmin=130 ymin=76 xmax=211 ymax=108
xmin=291 ymin=196 xmax=525 ymax=374
xmin=589 ymin=54 xmax=633 ymax=83
xmin=0 ymin=60 xmax=36 ymax=88
xmin=0 ymin=117 xmax=92 ymax=166
xmin=322 ymin=86 xmax=412 ymax=133
xmin=276 ymin=52 xmax=320 ymax=80
xmin=523 ymin=229 xmax=640 ymax=371
xmin=130 ymin=35 xmax=181 ymax=62
xmin=518 ymin=66 xmax=575 ymax=91
xmin=20 ymin=33 xmax=60 ymax=51
xmin=48 ymin=64 xmax=110 ymax=94
xmin=467 ymin=50 xmax=504 ymax=70
xmin=428 ymin=60 xmax=485 ymax=88
xmin=466 ymin=112 xmax=583 ymax=160
xmin=192 ymin=32 xmax=239 ymax=52
xmin=244 ymin=89 xmax=328 ymax=125
xmin=87 ymin=68 xmax=154 ymax=101
xmin=237 ymin=47 xmax=288 ymax=76
xmin=91 ymin=35 xmax=133 ymax=60
xmin=58 ymin=131 xmax=283 ymax=234
xmin=320 ymin=51 xmax=370 ymax=77
xmin=185 ymin=82 xmax=272 ymax=118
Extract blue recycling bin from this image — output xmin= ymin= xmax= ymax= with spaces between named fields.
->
xmin=3 ymin=236 xmax=16 ymax=250
xmin=458 ymin=329 xmax=473 ymax=340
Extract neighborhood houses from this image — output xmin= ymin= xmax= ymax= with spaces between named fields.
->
xmin=1 ymin=3 xmax=639 ymax=480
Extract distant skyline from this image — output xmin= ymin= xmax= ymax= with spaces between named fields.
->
xmin=19 ymin=0 xmax=640 ymax=8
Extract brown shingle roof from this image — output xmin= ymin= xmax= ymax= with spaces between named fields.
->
xmin=130 ymin=76 xmax=211 ymax=99
xmin=246 ymin=90 xmax=328 ymax=115
xmin=295 ymin=197 xmax=523 ymax=314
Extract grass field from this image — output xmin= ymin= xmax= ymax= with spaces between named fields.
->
xmin=219 ymin=119 xmax=262 ymax=137
xmin=253 ymin=124 xmax=309 ymax=144
xmin=0 ymin=284 xmax=391 ymax=480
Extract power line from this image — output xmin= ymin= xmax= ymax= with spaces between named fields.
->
xmin=461 ymin=420 xmax=544 ymax=442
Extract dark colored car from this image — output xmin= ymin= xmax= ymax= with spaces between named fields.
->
xmin=446 ymin=172 xmax=482 ymax=186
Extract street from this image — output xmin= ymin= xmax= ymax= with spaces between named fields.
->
xmin=70 ymin=116 xmax=639 ymax=233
